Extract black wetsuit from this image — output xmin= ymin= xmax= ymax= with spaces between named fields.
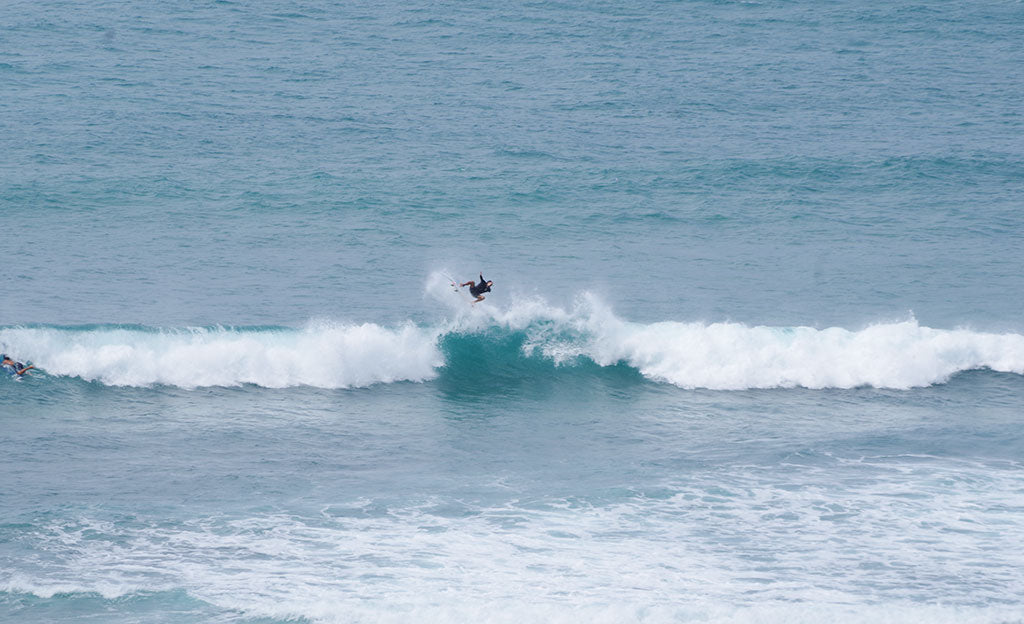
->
xmin=469 ymin=275 xmax=491 ymax=297
xmin=2 ymin=361 xmax=26 ymax=375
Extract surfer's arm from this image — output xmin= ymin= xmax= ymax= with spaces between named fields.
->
xmin=16 ymin=365 xmax=34 ymax=375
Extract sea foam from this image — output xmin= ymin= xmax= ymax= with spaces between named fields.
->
xmin=0 ymin=321 xmax=443 ymax=389
xmin=2 ymin=289 xmax=1023 ymax=390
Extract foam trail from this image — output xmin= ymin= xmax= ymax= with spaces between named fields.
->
xmin=6 ymin=476 xmax=1024 ymax=624
xmin=0 ymin=322 xmax=443 ymax=389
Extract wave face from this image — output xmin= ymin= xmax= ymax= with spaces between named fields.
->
xmin=2 ymin=296 xmax=1024 ymax=390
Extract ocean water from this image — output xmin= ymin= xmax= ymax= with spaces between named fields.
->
xmin=3 ymin=1 xmax=1024 ymax=622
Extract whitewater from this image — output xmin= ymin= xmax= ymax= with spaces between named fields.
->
xmin=4 ymin=278 xmax=1024 ymax=390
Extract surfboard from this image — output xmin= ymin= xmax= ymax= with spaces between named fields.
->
xmin=455 ymin=286 xmax=476 ymax=305
xmin=442 ymin=273 xmax=460 ymax=292
xmin=443 ymin=274 xmax=477 ymax=305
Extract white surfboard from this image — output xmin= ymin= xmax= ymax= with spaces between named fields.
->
xmin=442 ymin=273 xmax=461 ymax=292
xmin=443 ymin=274 xmax=477 ymax=305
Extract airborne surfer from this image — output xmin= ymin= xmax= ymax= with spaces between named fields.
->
xmin=460 ymin=274 xmax=493 ymax=303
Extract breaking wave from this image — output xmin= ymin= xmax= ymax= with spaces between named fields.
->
xmin=2 ymin=289 xmax=1023 ymax=390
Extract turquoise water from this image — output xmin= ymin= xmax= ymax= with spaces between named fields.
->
xmin=3 ymin=1 xmax=1024 ymax=622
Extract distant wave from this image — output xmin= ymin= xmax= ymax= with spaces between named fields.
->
xmin=2 ymin=284 xmax=1023 ymax=390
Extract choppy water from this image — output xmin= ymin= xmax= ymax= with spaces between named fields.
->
xmin=3 ymin=1 xmax=1024 ymax=622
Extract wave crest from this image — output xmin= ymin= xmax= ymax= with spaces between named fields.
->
xmin=3 ymin=296 xmax=1023 ymax=390
xmin=0 ymin=322 xmax=443 ymax=389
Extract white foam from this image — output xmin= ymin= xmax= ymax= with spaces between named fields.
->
xmin=6 ymin=459 xmax=1024 ymax=623
xmin=3 ymin=287 xmax=1024 ymax=389
xmin=507 ymin=293 xmax=1024 ymax=389
xmin=0 ymin=321 xmax=443 ymax=389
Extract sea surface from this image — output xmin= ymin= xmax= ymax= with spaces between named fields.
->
xmin=3 ymin=1 xmax=1024 ymax=622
